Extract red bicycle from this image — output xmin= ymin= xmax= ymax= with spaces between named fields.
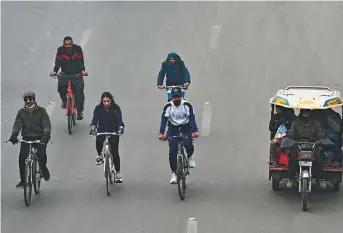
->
xmin=53 ymin=72 xmax=87 ymax=134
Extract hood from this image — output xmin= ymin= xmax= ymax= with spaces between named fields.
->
xmin=166 ymin=52 xmax=181 ymax=62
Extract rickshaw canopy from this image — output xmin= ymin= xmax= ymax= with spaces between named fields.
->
xmin=269 ymin=86 xmax=343 ymax=109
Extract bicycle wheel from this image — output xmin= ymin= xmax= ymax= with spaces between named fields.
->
xmin=33 ymin=158 xmax=41 ymax=194
xmin=105 ymin=155 xmax=110 ymax=196
xmin=24 ymin=162 xmax=32 ymax=206
xmin=67 ymin=97 xmax=73 ymax=134
xmin=177 ymin=144 xmax=186 ymax=200
xmin=72 ymin=96 xmax=76 ymax=126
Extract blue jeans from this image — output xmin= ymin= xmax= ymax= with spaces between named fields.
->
xmin=327 ymin=133 xmax=342 ymax=157
xmin=167 ymin=89 xmax=186 ymax=102
xmin=167 ymin=125 xmax=194 ymax=172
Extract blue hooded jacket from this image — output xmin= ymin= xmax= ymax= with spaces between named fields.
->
xmin=157 ymin=53 xmax=190 ymax=86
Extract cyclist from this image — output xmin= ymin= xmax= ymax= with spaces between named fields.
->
xmin=90 ymin=92 xmax=125 ymax=183
xmin=49 ymin=36 xmax=88 ymax=120
xmin=157 ymin=52 xmax=191 ymax=101
xmin=158 ymin=87 xmax=199 ymax=184
xmin=8 ymin=91 xmax=51 ymax=188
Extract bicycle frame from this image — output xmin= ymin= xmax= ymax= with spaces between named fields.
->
xmin=66 ymin=80 xmax=76 ymax=116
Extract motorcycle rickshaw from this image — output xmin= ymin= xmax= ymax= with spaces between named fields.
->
xmin=268 ymin=86 xmax=343 ymax=211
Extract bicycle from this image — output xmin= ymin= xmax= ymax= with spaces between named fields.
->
xmin=161 ymin=85 xmax=188 ymax=101
xmin=5 ymin=139 xmax=44 ymax=207
xmin=91 ymin=132 xmax=123 ymax=196
xmin=53 ymin=72 xmax=88 ymax=135
xmin=164 ymin=133 xmax=195 ymax=200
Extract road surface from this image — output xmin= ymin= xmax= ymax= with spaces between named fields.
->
xmin=2 ymin=2 xmax=343 ymax=233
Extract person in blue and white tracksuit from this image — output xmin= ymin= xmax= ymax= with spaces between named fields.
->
xmin=158 ymin=87 xmax=199 ymax=184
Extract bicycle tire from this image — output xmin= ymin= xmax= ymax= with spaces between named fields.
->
xmin=24 ymin=162 xmax=32 ymax=206
xmin=33 ymin=158 xmax=41 ymax=194
xmin=177 ymin=143 xmax=186 ymax=200
xmin=67 ymin=97 xmax=73 ymax=134
xmin=105 ymin=155 xmax=110 ymax=196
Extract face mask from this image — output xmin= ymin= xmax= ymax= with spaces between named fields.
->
xmin=173 ymin=100 xmax=181 ymax=106
xmin=65 ymin=47 xmax=73 ymax=56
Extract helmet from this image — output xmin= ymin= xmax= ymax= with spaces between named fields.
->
xmin=23 ymin=90 xmax=35 ymax=99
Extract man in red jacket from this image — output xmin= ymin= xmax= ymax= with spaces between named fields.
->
xmin=50 ymin=36 xmax=88 ymax=120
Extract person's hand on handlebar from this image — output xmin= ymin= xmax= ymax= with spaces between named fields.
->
xmin=183 ymin=82 xmax=190 ymax=88
xmin=192 ymin=132 xmax=199 ymax=138
xmin=159 ymin=134 xmax=166 ymax=140
xmin=8 ymin=135 xmax=18 ymax=145
xmin=157 ymin=85 xmax=165 ymax=89
xmin=82 ymin=70 xmax=88 ymax=76
xmin=50 ymin=71 xmax=56 ymax=77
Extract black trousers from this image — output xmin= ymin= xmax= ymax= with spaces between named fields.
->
xmin=57 ymin=75 xmax=85 ymax=112
xmin=19 ymin=136 xmax=48 ymax=181
xmin=96 ymin=135 xmax=120 ymax=172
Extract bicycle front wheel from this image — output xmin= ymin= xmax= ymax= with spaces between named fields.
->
xmin=105 ymin=155 xmax=110 ymax=196
xmin=67 ymin=97 xmax=73 ymax=134
xmin=24 ymin=163 xmax=32 ymax=206
xmin=33 ymin=158 xmax=41 ymax=194
xmin=177 ymin=153 xmax=186 ymax=200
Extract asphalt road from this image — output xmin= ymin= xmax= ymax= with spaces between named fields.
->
xmin=2 ymin=2 xmax=343 ymax=233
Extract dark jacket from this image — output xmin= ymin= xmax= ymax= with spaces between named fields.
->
xmin=287 ymin=116 xmax=326 ymax=142
xmin=269 ymin=112 xmax=295 ymax=139
xmin=315 ymin=110 xmax=341 ymax=135
xmin=157 ymin=53 xmax=190 ymax=86
xmin=91 ymin=104 xmax=125 ymax=133
xmin=53 ymin=44 xmax=85 ymax=75
xmin=11 ymin=105 xmax=51 ymax=138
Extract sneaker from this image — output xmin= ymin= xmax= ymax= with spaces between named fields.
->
xmin=318 ymin=180 xmax=327 ymax=189
xmin=170 ymin=173 xmax=177 ymax=184
xmin=77 ymin=112 xmax=83 ymax=120
xmin=42 ymin=166 xmax=50 ymax=181
xmin=286 ymin=179 xmax=295 ymax=188
xmin=188 ymin=156 xmax=196 ymax=168
xmin=16 ymin=181 xmax=24 ymax=189
xmin=115 ymin=172 xmax=123 ymax=183
xmin=61 ymin=102 xmax=66 ymax=109
xmin=96 ymin=154 xmax=103 ymax=165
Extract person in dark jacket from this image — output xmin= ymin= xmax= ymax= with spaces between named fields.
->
xmin=8 ymin=91 xmax=51 ymax=188
xmin=269 ymin=106 xmax=296 ymax=166
xmin=90 ymin=92 xmax=125 ymax=183
xmin=313 ymin=109 xmax=342 ymax=165
xmin=285 ymin=109 xmax=327 ymax=188
xmin=50 ymin=36 xmax=88 ymax=120
xmin=157 ymin=52 xmax=191 ymax=101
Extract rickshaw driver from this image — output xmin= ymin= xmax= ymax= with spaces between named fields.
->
xmin=269 ymin=106 xmax=296 ymax=166
xmin=285 ymin=109 xmax=327 ymax=189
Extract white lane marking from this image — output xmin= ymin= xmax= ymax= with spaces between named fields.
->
xmin=45 ymin=101 xmax=56 ymax=118
xmin=186 ymin=218 xmax=197 ymax=233
xmin=80 ymin=28 xmax=92 ymax=48
xmin=210 ymin=26 xmax=222 ymax=51
xmin=200 ymin=102 xmax=212 ymax=137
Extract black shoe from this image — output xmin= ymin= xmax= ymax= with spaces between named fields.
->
xmin=42 ymin=166 xmax=50 ymax=181
xmin=16 ymin=181 xmax=24 ymax=189
xmin=61 ymin=102 xmax=66 ymax=109
xmin=77 ymin=112 xmax=83 ymax=120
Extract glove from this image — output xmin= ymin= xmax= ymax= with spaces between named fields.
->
xmin=117 ymin=126 xmax=124 ymax=134
xmin=159 ymin=134 xmax=166 ymax=140
xmin=41 ymin=135 xmax=50 ymax=144
xmin=8 ymin=135 xmax=18 ymax=145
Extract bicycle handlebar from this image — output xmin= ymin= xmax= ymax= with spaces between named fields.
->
xmin=52 ymin=73 xmax=88 ymax=79
xmin=163 ymin=85 xmax=188 ymax=90
xmin=5 ymin=139 xmax=45 ymax=145
xmin=161 ymin=134 xmax=196 ymax=142
xmin=95 ymin=132 xmax=123 ymax=136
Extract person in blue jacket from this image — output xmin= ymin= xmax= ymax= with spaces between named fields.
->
xmin=158 ymin=87 xmax=199 ymax=184
xmin=157 ymin=52 xmax=191 ymax=101
xmin=90 ymin=91 xmax=125 ymax=183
